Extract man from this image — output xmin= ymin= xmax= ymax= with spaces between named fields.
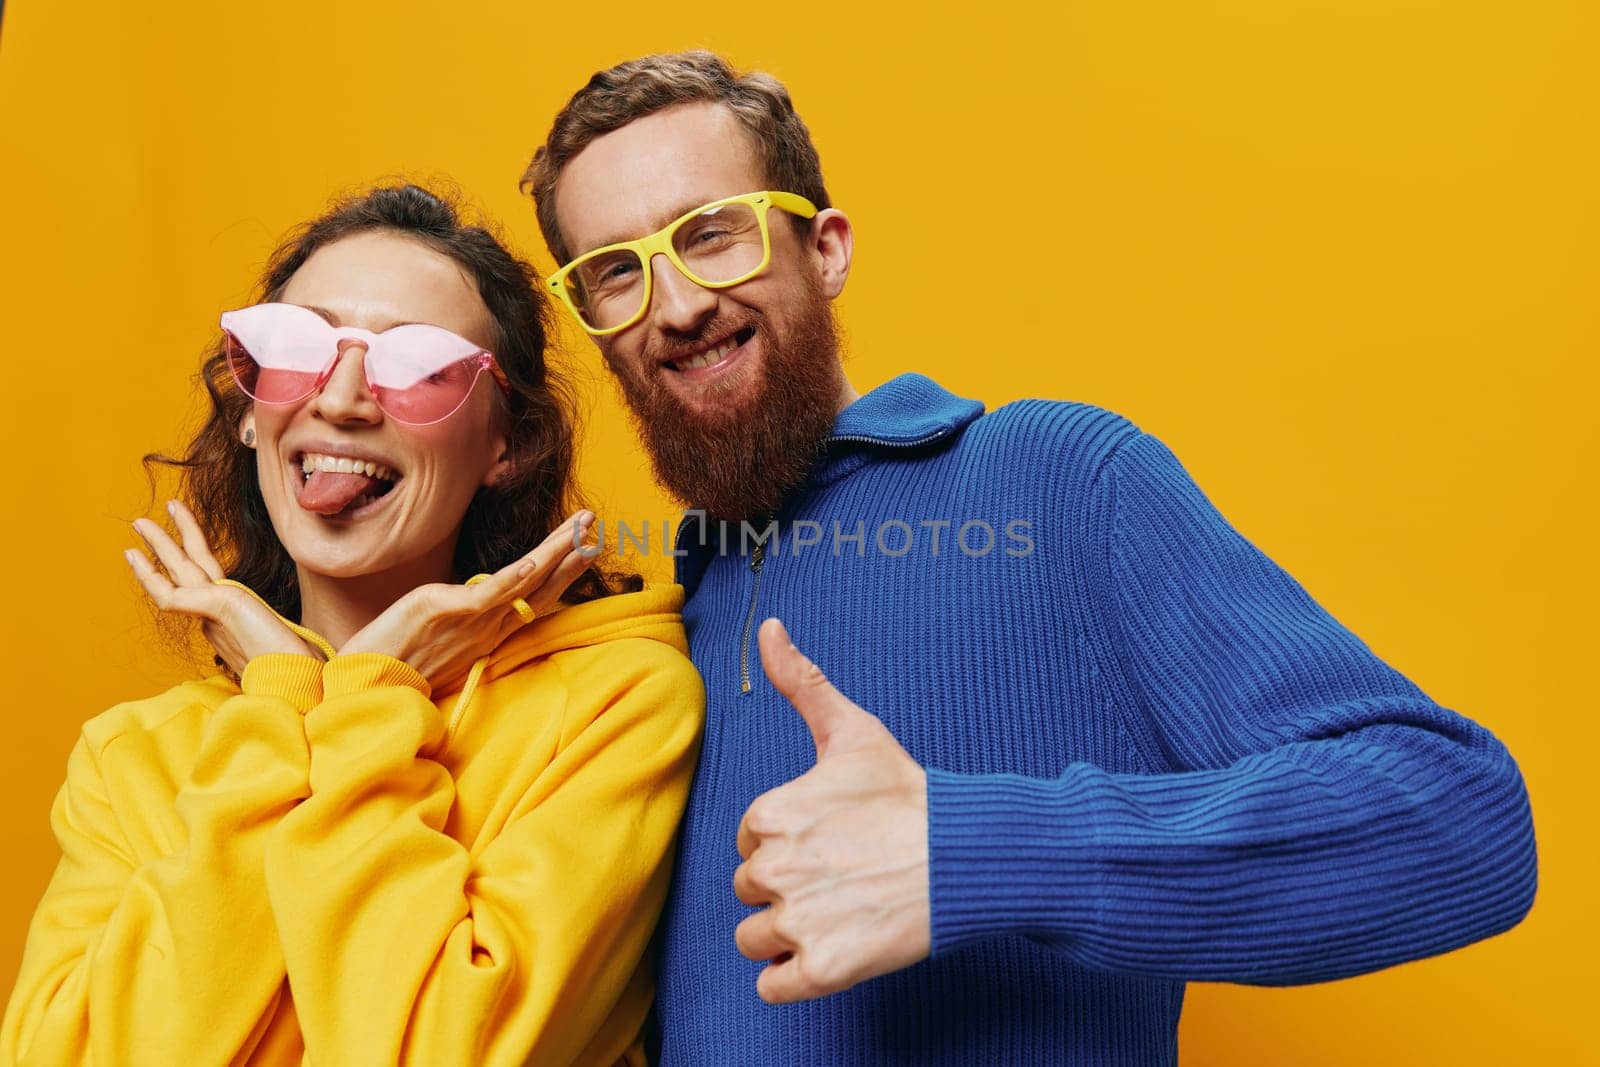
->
xmin=520 ymin=51 xmax=1536 ymax=1064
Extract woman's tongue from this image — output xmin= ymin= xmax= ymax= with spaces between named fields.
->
xmin=298 ymin=470 xmax=384 ymax=515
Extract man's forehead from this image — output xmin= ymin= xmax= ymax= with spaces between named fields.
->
xmin=554 ymin=103 xmax=765 ymax=256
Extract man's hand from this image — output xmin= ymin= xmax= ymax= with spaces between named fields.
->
xmin=732 ymin=618 xmax=930 ymax=1003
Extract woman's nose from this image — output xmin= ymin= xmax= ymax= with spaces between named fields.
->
xmin=309 ymin=340 xmax=384 ymax=423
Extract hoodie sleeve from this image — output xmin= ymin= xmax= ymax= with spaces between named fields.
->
xmin=0 ymin=655 xmax=320 ymax=1066
xmin=263 ymin=643 xmax=703 ymax=1067
xmin=926 ymin=429 xmax=1537 ymax=983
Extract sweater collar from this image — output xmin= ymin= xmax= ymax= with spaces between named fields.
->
xmin=673 ymin=373 xmax=985 ymax=592
xmin=827 ymin=371 xmax=985 ymax=448
xmin=806 ymin=372 xmax=986 ymax=489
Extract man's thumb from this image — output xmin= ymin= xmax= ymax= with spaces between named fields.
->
xmin=758 ymin=617 xmax=871 ymax=759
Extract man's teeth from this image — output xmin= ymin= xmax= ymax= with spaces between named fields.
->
xmin=300 ymin=452 xmax=397 ymax=480
xmin=674 ymin=335 xmax=740 ymax=371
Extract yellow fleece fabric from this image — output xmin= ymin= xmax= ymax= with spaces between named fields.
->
xmin=0 ymin=583 xmax=704 ymax=1066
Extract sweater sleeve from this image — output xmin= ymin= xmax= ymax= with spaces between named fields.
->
xmin=926 ymin=429 xmax=1537 ymax=984
xmin=0 ymin=654 xmax=320 ymax=1065
xmin=262 ymin=646 xmax=703 ymax=1067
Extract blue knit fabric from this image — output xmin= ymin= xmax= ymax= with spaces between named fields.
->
xmin=653 ymin=372 xmax=1536 ymax=1066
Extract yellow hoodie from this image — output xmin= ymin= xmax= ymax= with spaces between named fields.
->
xmin=1 ymin=583 xmax=704 ymax=1067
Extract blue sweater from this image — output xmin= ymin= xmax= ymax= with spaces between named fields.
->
xmin=653 ymin=373 xmax=1536 ymax=1065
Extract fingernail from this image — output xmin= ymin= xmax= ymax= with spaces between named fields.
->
xmin=165 ymin=500 xmax=177 ymax=516
xmin=517 ymin=561 xmax=534 ymax=577
xmin=123 ymin=549 xmax=138 ymax=566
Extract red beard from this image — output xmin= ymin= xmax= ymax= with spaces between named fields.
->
xmin=603 ymin=284 xmax=843 ymax=522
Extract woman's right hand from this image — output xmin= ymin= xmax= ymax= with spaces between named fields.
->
xmin=125 ymin=499 xmax=320 ymax=676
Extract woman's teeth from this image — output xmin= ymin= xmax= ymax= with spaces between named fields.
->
xmin=299 ymin=452 xmax=397 ymax=480
xmin=673 ymin=335 xmax=740 ymax=372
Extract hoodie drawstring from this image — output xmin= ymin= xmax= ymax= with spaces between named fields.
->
xmin=450 ymin=576 xmax=537 ymax=740
xmin=214 ymin=578 xmax=338 ymax=660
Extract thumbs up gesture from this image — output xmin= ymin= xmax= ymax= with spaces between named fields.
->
xmin=733 ymin=618 xmax=931 ymax=1003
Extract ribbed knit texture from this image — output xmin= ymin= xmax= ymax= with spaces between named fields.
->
xmin=655 ymin=373 xmax=1536 ymax=1066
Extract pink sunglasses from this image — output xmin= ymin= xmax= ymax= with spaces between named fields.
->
xmin=221 ymin=302 xmax=512 ymax=426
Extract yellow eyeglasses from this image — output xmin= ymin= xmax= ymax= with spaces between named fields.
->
xmin=547 ymin=190 xmax=818 ymax=336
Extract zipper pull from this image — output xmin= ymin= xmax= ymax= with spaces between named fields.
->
xmin=739 ymin=537 xmax=769 ymax=695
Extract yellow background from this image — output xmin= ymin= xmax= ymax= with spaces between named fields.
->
xmin=1 ymin=1 xmax=1593 ymax=1062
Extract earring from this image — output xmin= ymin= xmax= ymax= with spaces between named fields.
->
xmin=242 ymin=428 xmax=255 ymax=447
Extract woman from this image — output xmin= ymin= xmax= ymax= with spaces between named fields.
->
xmin=0 ymin=185 xmax=703 ymax=1066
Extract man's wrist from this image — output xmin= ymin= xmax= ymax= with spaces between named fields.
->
xmin=926 ymin=766 xmax=1099 ymax=955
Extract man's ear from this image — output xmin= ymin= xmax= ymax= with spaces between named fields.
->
xmin=809 ymin=209 xmax=854 ymax=301
xmin=238 ymin=412 xmax=257 ymax=448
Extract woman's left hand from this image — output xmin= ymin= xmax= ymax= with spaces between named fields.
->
xmin=339 ymin=511 xmax=597 ymax=691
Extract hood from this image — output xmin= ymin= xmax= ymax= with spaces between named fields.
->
xmin=424 ymin=582 xmax=686 ymax=740
xmin=438 ymin=581 xmax=686 ymax=695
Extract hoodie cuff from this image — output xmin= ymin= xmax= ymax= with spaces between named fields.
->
xmin=322 ymin=652 xmax=432 ymax=699
xmin=240 ymin=653 xmax=325 ymax=713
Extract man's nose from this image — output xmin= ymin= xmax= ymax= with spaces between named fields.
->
xmin=309 ymin=340 xmax=383 ymax=423
xmin=648 ymin=252 xmax=719 ymax=333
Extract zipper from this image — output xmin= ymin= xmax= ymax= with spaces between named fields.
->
xmin=738 ymin=539 xmax=767 ymax=694
xmin=824 ymin=429 xmax=949 ymax=449
xmin=726 ymin=425 xmax=951 ymax=695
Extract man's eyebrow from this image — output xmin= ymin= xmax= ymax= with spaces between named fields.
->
xmin=581 ymin=197 xmax=718 ymax=256
xmin=299 ymin=304 xmax=422 ymax=332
